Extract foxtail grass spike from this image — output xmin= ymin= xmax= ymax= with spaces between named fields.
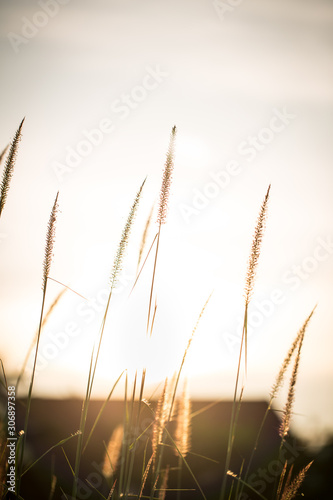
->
xmin=280 ymin=461 xmax=313 ymax=500
xmin=139 ymin=453 xmax=154 ymax=499
xmin=110 ymin=178 xmax=146 ymax=289
xmin=278 ymin=309 xmax=316 ymax=441
xmin=158 ymin=465 xmax=170 ymax=500
xmin=276 ymin=461 xmax=288 ymax=500
xmin=102 ymin=424 xmax=124 ymax=478
xmin=152 ymin=378 xmax=168 ymax=462
xmin=278 ymin=309 xmax=315 ymax=439
xmin=271 ymin=306 xmax=316 ymax=399
xmin=0 ymin=118 xmax=24 ymax=217
xmin=242 ymin=185 xmax=270 ymax=374
xmin=279 ymin=333 xmax=305 ymax=440
xmin=107 ymin=479 xmax=117 ymax=500
xmin=147 ymin=126 xmax=176 ymax=333
xmin=157 ymin=126 xmax=176 ymax=226
xmin=43 ymin=192 xmax=59 ymax=289
xmin=244 ymin=184 xmax=271 ymax=305
xmin=242 ymin=307 xmax=316 ymax=493
xmin=137 ymin=202 xmax=154 ymax=271
xmin=174 ymin=380 xmax=192 ymax=457
xmin=222 ymin=183 xmax=270 ymax=500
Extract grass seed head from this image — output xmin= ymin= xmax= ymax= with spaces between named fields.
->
xmin=157 ymin=126 xmax=176 ymax=226
xmin=102 ymin=424 xmax=124 ymax=478
xmin=174 ymin=380 xmax=191 ymax=457
xmin=110 ymin=178 xmax=146 ymax=289
xmin=271 ymin=307 xmax=315 ymax=400
xmin=280 ymin=461 xmax=313 ymax=500
xmin=42 ymin=192 xmax=59 ymax=289
xmin=0 ymin=118 xmax=25 ymax=217
xmin=244 ymin=184 xmax=270 ymax=305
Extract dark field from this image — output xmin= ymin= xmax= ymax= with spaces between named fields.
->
xmin=9 ymin=398 xmax=331 ymax=500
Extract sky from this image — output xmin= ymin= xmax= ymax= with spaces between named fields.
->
xmin=0 ymin=0 xmax=332 ymax=446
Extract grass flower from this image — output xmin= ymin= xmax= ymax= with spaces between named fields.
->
xmin=0 ymin=118 xmax=24 ymax=217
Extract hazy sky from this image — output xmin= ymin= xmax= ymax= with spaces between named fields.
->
xmin=0 ymin=0 xmax=332 ymax=445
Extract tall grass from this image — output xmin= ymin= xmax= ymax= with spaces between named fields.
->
xmin=72 ymin=178 xmax=146 ymax=499
xmin=0 ymin=123 xmax=316 ymax=500
xmin=147 ymin=125 xmax=176 ymax=335
xmin=0 ymin=118 xmax=24 ymax=218
xmin=17 ymin=191 xmax=59 ymax=496
xmin=220 ymin=184 xmax=270 ymax=500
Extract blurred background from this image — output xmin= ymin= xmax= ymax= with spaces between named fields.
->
xmin=0 ymin=0 xmax=332 ymax=448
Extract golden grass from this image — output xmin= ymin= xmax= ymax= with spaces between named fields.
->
xmin=42 ymin=192 xmax=59 ymax=289
xmin=157 ymin=125 xmax=176 ymax=226
xmin=280 ymin=461 xmax=313 ymax=500
xmin=102 ymin=424 xmax=124 ymax=478
xmin=174 ymin=380 xmax=191 ymax=457
xmin=0 ymin=118 xmax=24 ymax=218
xmin=244 ymin=184 xmax=271 ymax=306
xmin=0 ymin=125 xmax=320 ymax=500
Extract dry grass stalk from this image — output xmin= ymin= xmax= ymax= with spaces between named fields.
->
xmin=0 ymin=118 xmax=24 ymax=217
xmin=42 ymin=192 xmax=59 ymax=289
xmin=137 ymin=203 xmax=154 ymax=271
xmin=102 ymin=424 xmax=124 ymax=478
xmin=147 ymin=126 xmax=177 ymax=333
xmin=183 ymin=294 xmax=212 ymax=361
xmin=107 ymin=479 xmax=117 ymax=500
xmin=157 ymin=126 xmax=176 ymax=226
xmin=284 ymin=464 xmax=294 ymax=493
xmin=110 ymin=178 xmax=146 ymax=289
xmin=244 ymin=185 xmax=271 ymax=305
xmin=280 ymin=461 xmax=313 ymax=500
xmin=18 ymin=192 xmax=60 ymax=496
xmin=279 ymin=337 xmax=304 ymax=439
xmin=174 ymin=380 xmax=191 ymax=457
xmin=279 ymin=309 xmax=315 ymax=440
xmin=222 ymin=187 xmax=270 ymax=500
xmin=138 ymin=453 xmax=154 ymax=499
xmin=158 ymin=465 xmax=170 ymax=500
xmin=271 ymin=307 xmax=315 ymax=400
xmin=166 ymin=372 xmax=177 ymax=421
xmin=152 ymin=379 xmax=168 ymax=459
xmin=243 ymin=307 xmax=316 ymax=492
xmin=152 ymin=376 xmax=176 ymax=467
xmin=41 ymin=289 xmax=66 ymax=328
xmin=276 ymin=460 xmax=288 ymax=499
